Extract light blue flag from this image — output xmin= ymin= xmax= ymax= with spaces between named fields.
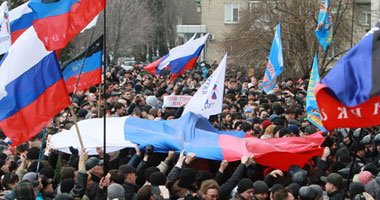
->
xmin=315 ymin=0 xmax=333 ymax=50
xmin=306 ymin=54 xmax=327 ymax=132
xmin=262 ymin=23 xmax=283 ymax=93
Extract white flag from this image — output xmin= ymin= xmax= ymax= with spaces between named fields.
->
xmin=0 ymin=2 xmax=10 ymax=54
xmin=182 ymin=53 xmax=227 ymax=118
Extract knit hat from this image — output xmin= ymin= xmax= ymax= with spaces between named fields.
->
xmin=14 ymin=181 xmax=35 ymax=200
xmin=196 ymin=170 xmax=213 ymax=188
xmin=269 ymin=114 xmax=280 ymax=122
xmin=349 ymin=182 xmax=365 ymax=199
xmin=244 ymin=107 xmax=253 ymax=114
xmin=149 ymin=171 xmax=166 ymax=186
xmin=178 ymin=168 xmax=196 ymax=189
xmin=145 ymin=166 xmax=159 ymax=182
xmin=241 ymin=122 xmax=253 ymax=132
xmin=279 ymin=128 xmax=291 ymax=137
xmin=253 ymin=180 xmax=268 ymax=194
xmin=292 ymin=172 xmax=308 ymax=187
xmin=237 ymin=178 xmax=254 ymax=194
xmin=287 ymin=124 xmax=299 ymax=136
xmin=60 ymin=178 xmax=75 ymax=193
xmin=262 ymin=120 xmax=272 ymax=129
xmin=146 ymin=96 xmax=157 ymax=107
xmin=358 ymin=171 xmax=373 ymax=185
xmin=108 ymin=183 xmax=125 ymax=200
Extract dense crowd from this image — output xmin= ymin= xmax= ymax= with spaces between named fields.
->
xmin=1 ymin=61 xmax=380 ymax=200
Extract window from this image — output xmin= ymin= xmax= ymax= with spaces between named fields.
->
xmin=327 ymin=44 xmax=341 ymax=60
xmin=225 ymin=4 xmax=239 ymax=24
xmin=359 ymin=5 xmax=371 ymax=26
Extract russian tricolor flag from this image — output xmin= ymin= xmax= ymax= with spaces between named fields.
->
xmin=9 ymin=2 xmax=34 ymax=43
xmin=0 ymin=27 xmax=70 ymax=145
xmin=9 ymin=0 xmax=105 ymax=50
xmin=62 ymin=35 xmax=103 ymax=93
xmin=144 ymin=34 xmax=208 ymax=81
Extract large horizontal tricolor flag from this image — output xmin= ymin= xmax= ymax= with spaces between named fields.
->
xmin=144 ymin=34 xmax=209 ymax=81
xmin=0 ymin=26 xmax=70 ymax=146
xmin=25 ymin=0 xmax=105 ymax=51
xmin=123 ymin=112 xmax=325 ymax=171
xmin=315 ymin=20 xmax=380 ymax=130
xmin=62 ymin=35 xmax=103 ymax=93
xmin=9 ymin=1 xmax=34 ymax=43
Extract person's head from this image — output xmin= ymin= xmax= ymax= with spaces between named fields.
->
xmin=149 ymin=171 xmax=166 ymax=186
xmin=321 ymin=173 xmax=343 ymax=194
xmin=237 ymin=178 xmax=254 ymax=200
xmin=86 ymin=157 xmax=104 ymax=178
xmin=14 ymin=181 xmax=36 ymax=200
xmin=60 ymin=178 xmax=75 ymax=193
xmin=114 ymin=102 xmax=126 ymax=116
xmin=106 ymin=169 xmax=125 ymax=185
xmin=40 ymin=174 xmax=54 ymax=193
xmin=2 ymin=174 xmax=19 ymax=190
xmin=273 ymin=188 xmax=294 ymax=200
xmin=254 ymin=180 xmax=269 ymax=200
xmin=199 ymin=179 xmax=219 ymax=200
xmin=61 ymin=167 xmax=76 ymax=180
xmin=107 ymin=183 xmax=125 ymax=200
xmin=119 ymin=164 xmax=137 ymax=184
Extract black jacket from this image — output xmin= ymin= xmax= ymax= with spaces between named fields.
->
xmin=328 ymin=189 xmax=345 ymax=200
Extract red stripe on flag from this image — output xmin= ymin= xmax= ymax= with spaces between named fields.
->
xmin=65 ymin=68 xmax=102 ymax=93
xmin=170 ymin=56 xmax=199 ymax=82
xmin=219 ymin=132 xmax=325 ymax=171
xmin=315 ymin=82 xmax=380 ymax=130
xmin=11 ymin=29 xmax=27 ymax=44
xmin=0 ymin=79 xmax=70 ymax=146
xmin=33 ymin=0 xmax=105 ymax=51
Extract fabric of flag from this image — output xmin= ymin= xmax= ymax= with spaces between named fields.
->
xmin=27 ymin=0 xmax=105 ymax=51
xmin=306 ymin=54 xmax=327 ymax=132
xmin=9 ymin=2 xmax=33 ymax=43
xmin=262 ymin=23 xmax=283 ymax=94
xmin=315 ymin=21 xmax=380 ymax=130
xmin=62 ymin=35 xmax=103 ymax=93
xmin=143 ymin=34 xmax=208 ymax=81
xmin=0 ymin=2 xmax=11 ymax=54
xmin=124 ymin=112 xmax=325 ymax=171
xmin=0 ymin=26 xmax=70 ymax=146
xmin=182 ymin=53 xmax=227 ymax=118
xmin=315 ymin=0 xmax=333 ymax=50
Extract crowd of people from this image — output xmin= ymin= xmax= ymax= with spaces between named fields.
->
xmin=1 ymin=61 xmax=380 ymax=200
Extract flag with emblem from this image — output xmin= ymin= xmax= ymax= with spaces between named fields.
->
xmin=182 ymin=53 xmax=227 ymax=118
xmin=62 ymin=35 xmax=103 ymax=93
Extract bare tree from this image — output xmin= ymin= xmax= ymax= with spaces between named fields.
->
xmin=223 ymin=0 xmax=361 ymax=79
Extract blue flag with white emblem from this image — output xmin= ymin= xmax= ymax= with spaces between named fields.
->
xmin=262 ymin=23 xmax=283 ymax=93
xmin=315 ymin=0 xmax=333 ymax=50
xmin=306 ymin=54 xmax=327 ymax=132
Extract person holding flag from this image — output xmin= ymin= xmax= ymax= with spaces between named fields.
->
xmin=306 ymin=54 xmax=327 ymax=132
xmin=315 ymin=0 xmax=333 ymax=50
xmin=262 ymin=23 xmax=284 ymax=94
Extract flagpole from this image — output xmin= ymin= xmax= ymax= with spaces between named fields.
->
xmin=97 ymin=83 xmax=102 ymax=117
xmin=69 ymin=105 xmax=85 ymax=149
xmin=36 ymin=127 xmax=46 ymax=174
xmin=61 ymin=27 xmax=97 ymax=128
xmin=102 ymin=4 xmax=108 ymax=176
xmin=350 ymin=0 xmax=355 ymax=48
